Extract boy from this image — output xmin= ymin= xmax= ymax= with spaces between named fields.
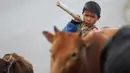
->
xmin=62 ymin=1 xmax=101 ymax=33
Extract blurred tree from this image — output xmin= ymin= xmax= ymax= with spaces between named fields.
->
xmin=123 ymin=0 xmax=130 ymax=25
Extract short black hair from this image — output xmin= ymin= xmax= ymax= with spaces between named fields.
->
xmin=83 ymin=1 xmax=101 ymax=18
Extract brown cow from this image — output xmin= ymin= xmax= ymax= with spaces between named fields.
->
xmin=0 ymin=53 xmax=34 ymax=73
xmin=43 ymin=26 xmax=118 ymax=73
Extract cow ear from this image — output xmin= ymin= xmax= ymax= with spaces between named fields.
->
xmin=78 ymin=31 xmax=82 ymax=37
xmin=42 ymin=31 xmax=55 ymax=43
xmin=54 ymin=26 xmax=61 ymax=36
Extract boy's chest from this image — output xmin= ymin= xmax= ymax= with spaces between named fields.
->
xmin=77 ymin=22 xmax=98 ymax=33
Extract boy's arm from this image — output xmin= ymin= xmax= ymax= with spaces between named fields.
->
xmin=62 ymin=20 xmax=81 ymax=32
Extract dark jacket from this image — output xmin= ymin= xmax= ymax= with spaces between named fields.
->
xmin=101 ymin=25 xmax=130 ymax=73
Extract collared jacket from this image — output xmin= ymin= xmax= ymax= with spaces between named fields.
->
xmin=62 ymin=20 xmax=98 ymax=32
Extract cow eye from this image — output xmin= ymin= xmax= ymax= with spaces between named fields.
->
xmin=70 ymin=52 xmax=77 ymax=60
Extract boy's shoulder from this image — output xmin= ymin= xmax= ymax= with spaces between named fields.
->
xmin=62 ymin=20 xmax=81 ymax=32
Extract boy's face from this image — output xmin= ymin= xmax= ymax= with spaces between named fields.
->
xmin=82 ymin=10 xmax=99 ymax=26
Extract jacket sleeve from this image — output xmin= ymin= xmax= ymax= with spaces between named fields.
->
xmin=62 ymin=20 xmax=81 ymax=32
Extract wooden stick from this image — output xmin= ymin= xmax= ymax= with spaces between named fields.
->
xmin=56 ymin=1 xmax=82 ymax=21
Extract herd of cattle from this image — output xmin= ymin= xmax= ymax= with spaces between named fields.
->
xmin=0 ymin=25 xmax=130 ymax=73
